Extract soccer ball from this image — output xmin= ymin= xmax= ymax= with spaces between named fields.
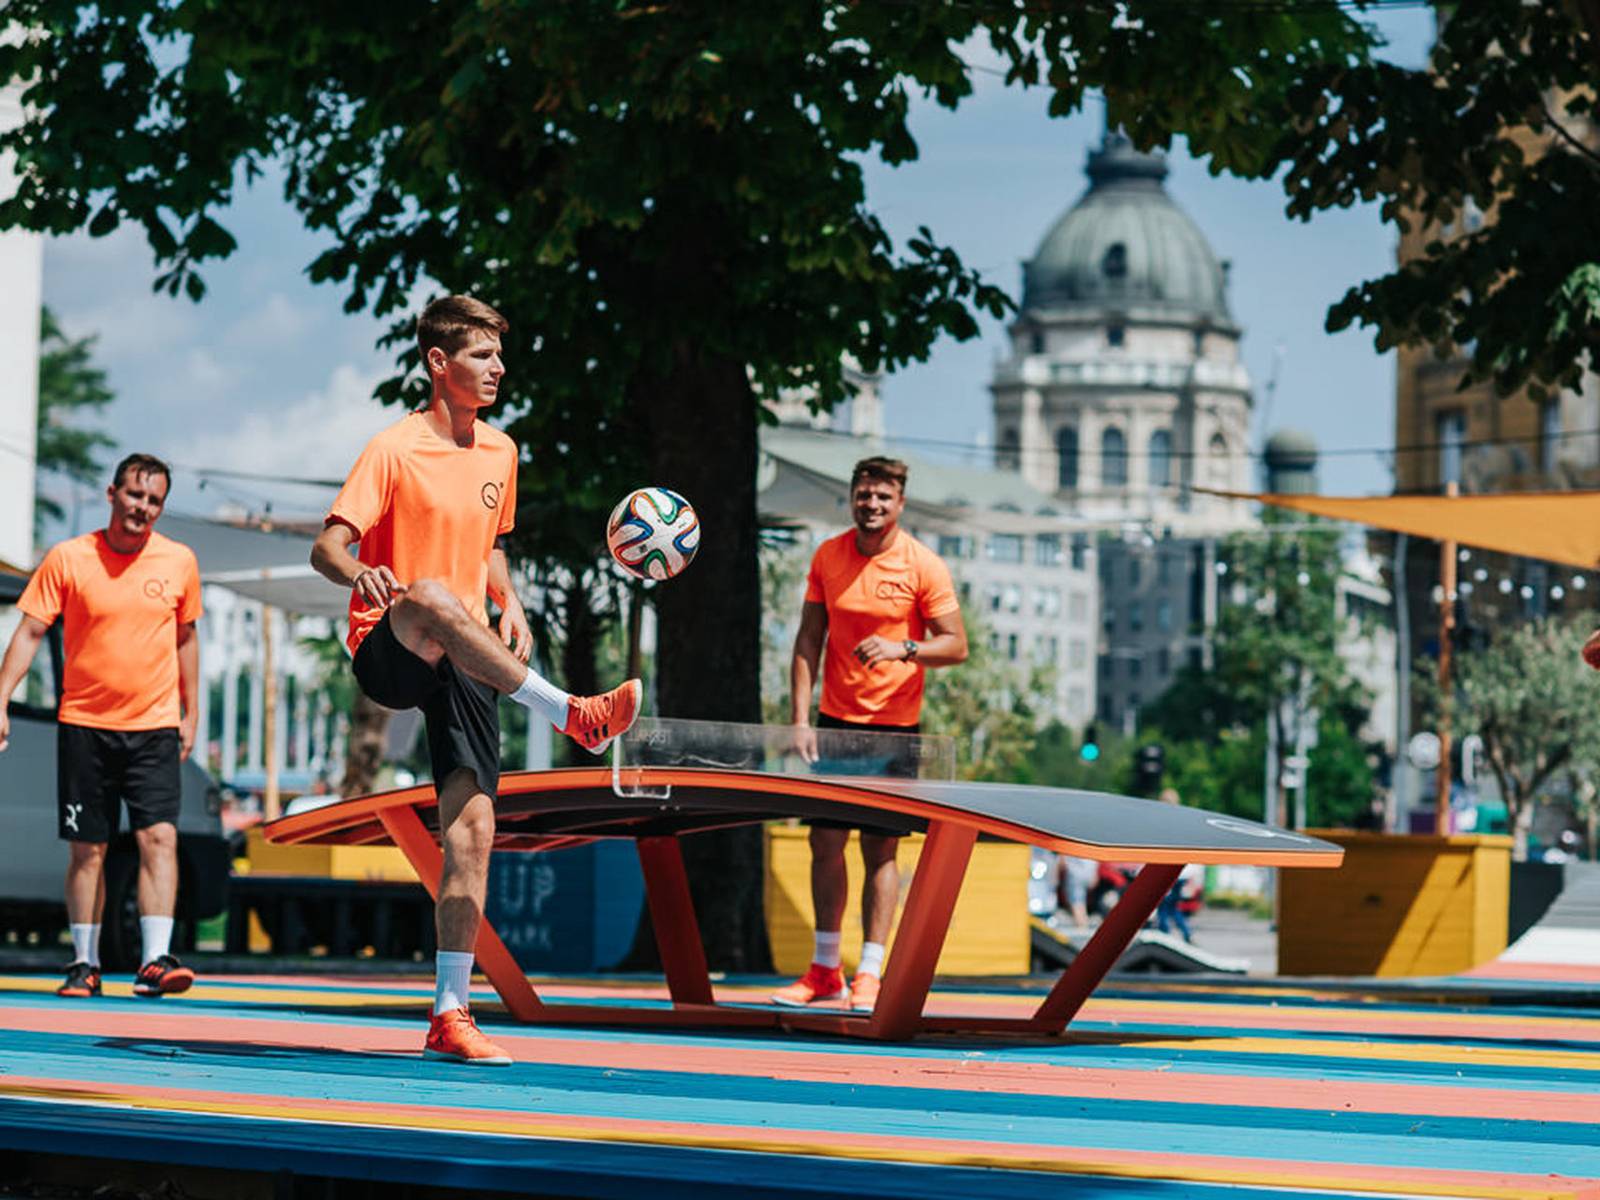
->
xmin=606 ymin=487 xmax=700 ymax=581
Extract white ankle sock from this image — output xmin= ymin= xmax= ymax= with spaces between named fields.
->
xmin=813 ymin=931 xmax=843 ymax=970
xmin=510 ymin=667 xmax=570 ymax=729
xmin=434 ymin=950 xmax=475 ymax=1016
xmin=70 ymin=923 xmax=100 ymax=967
xmin=858 ymin=941 xmax=886 ymax=979
xmin=139 ymin=915 xmax=174 ymax=964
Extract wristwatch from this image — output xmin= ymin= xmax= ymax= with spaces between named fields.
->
xmin=903 ymin=640 xmax=919 ymax=662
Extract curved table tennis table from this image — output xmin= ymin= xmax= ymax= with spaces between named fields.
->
xmin=264 ymin=768 xmax=1343 ymax=1040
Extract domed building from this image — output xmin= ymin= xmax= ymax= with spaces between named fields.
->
xmin=989 ymin=131 xmax=1256 ymax=729
xmin=990 ymin=132 xmax=1253 ymax=526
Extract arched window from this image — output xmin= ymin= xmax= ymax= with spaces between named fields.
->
xmin=1102 ymin=427 xmax=1128 ymax=487
xmin=1056 ymin=426 xmax=1079 ymax=490
xmin=1148 ymin=429 xmax=1173 ymax=487
xmin=1208 ymin=432 xmax=1230 ymax=486
xmin=1101 ymin=242 xmax=1128 ymax=279
xmin=997 ymin=427 xmax=1020 ymax=471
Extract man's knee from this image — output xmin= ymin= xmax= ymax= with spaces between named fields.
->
xmin=135 ymin=822 xmax=177 ymax=854
xmin=67 ymin=842 xmax=108 ymax=869
xmin=859 ymin=833 xmax=899 ymax=868
xmin=809 ymin=827 xmax=849 ymax=860
xmin=398 ymin=578 xmax=461 ymax=626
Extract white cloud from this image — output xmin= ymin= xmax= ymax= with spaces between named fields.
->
xmin=184 ymin=348 xmax=235 ymax=392
xmin=171 ymin=362 xmax=396 ymax=498
xmin=224 ymin=292 xmax=312 ymax=348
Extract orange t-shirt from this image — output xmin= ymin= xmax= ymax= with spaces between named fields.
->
xmin=805 ymin=528 xmax=959 ymax=726
xmin=327 ymin=413 xmax=518 ymax=655
xmin=18 ymin=530 xmax=203 ymax=731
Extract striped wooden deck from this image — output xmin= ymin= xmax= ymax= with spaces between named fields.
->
xmin=0 ymin=968 xmax=1596 ymax=1198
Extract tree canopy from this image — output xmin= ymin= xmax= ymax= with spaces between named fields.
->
xmin=1422 ymin=614 xmax=1600 ymax=856
xmin=35 ymin=307 xmax=115 ymax=533
xmin=1274 ymin=1 xmax=1600 ymax=397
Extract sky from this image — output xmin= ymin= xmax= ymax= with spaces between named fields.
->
xmin=36 ymin=9 xmax=1435 ymax=536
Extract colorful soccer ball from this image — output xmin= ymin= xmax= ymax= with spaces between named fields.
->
xmin=606 ymin=487 xmax=700 ymax=581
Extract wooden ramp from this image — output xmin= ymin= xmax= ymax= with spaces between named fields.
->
xmin=1 ymin=969 xmax=1597 ymax=1198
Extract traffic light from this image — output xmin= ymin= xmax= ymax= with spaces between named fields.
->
xmin=1134 ymin=742 xmax=1166 ymax=797
xmin=1079 ymin=722 xmax=1101 ymax=763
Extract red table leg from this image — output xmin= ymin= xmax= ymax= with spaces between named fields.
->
xmin=1031 ymin=861 xmax=1182 ymax=1032
xmin=865 ymin=819 xmax=977 ymax=1040
xmin=636 ymin=836 xmax=715 ymax=1006
xmin=377 ymin=807 xmax=546 ymax=1022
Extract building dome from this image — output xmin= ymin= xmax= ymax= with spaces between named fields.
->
xmin=1022 ymin=134 xmax=1232 ymax=323
xmin=1264 ymin=429 xmax=1319 ymax=494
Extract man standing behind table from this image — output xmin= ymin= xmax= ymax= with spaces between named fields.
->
xmin=774 ymin=456 xmax=968 ymax=1013
xmin=0 ymin=454 xmax=202 ymax=1000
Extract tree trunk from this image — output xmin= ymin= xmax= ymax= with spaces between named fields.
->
xmin=338 ymin=690 xmax=392 ymax=798
xmin=635 ymin=342 xmax=771 ymax=972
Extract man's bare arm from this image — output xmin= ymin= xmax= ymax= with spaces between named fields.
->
xmin=852 ymin=608 xmax=969 ymax=669
xmin=311 ymin=521 xmax=404 ymax=608
xmin=0 ymin=615 xmax=49 ymax=753
xmin=487 ymin=545 xmax=532 ymax=664
xmin=789 ymin=601 xmax=828 ymax=725
xmin=176 ymin=620 xmax=200 ymax=758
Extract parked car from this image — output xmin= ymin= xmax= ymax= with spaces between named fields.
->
xmin=0 ymin=572 xmax=231 ymax=969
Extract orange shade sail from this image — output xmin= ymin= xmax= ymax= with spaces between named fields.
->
xmin=1199 ymin=489 xmax=1600 ymax=570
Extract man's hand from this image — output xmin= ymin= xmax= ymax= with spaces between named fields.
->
xmin=852 ymin=635 xmax=907 ymax=668
xmin=179 ymin=712 xmax=198 ymax=760
xmin=0 ymin=709 xmax=9 ymax=754
xmin=790 ymin=722 xmax=819 ymax=764
xmin=354 ymin=565 xmax=406 ymax=609
xmin=499 ymin=604 xmax=533 ymax=664
xmin=1583 ymin=629 xmax=1600 ymax=671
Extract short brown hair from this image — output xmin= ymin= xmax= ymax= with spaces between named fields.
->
xmin=850 ymin=456 xmax=908 ymax=494
xmin=112 ymin=453 xmax=171 ymax=491
xmin=417 ymin=294 xmax=509 ymax=361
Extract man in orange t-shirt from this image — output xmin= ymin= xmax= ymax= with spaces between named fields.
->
xmin=311 ymin=294 xmax=641 ymax=1066
xmin=773 ymin=456 xmax=968 ymax=1013
xmin=0 ymin=454 xmax=202 ymax=1001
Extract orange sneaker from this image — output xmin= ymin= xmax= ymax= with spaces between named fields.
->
xmin=848 ymin=972 xmax=880 ymax=1012
xmin=561 ymin=678 xmax=642 ymax=755
xmin=424 ymin=1007 xmax=512 ymax=1065
xmin=771 ymin=962 xmax=847 ymax=1007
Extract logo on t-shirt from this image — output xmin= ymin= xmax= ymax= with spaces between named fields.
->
xmin=874 ymin=578 xmax=916 ymax=603
xmin=481 ymin=481 xmax=502 ymax=510
xmin=143 ymin=578 xmax=167 ymax=600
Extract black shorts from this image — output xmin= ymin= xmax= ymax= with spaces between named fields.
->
xmin=58 ymin=723 xmax=181 ymax=843
xmin=808 ymin=712 xmax=919 ymax=837
xmin=352 ymin=612 xmax=501 ymax=799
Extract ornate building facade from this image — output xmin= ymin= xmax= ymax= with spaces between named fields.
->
xmin=991 ymin=132 xmax=1255 ymax=727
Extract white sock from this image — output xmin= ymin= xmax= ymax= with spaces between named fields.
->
xmin=813 ymin=931 xmax=842 ymax=970
xmin=510 ymin=667 xmax=570 ymax=729
xmin=139 ymin=915 xmax=174 ymax=964
xmin=70 ymin=923 xmax=100 ymax=967
xmin=858 ymin=941 xmax=887 ymax=979
xmin=434 ymin=950 xmax=475 ymax=1016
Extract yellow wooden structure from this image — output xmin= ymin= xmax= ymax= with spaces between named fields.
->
xmin=240 ymin=826 xmax=418 ymax=882
xmin=1278 ymin=832 xmax=1511 ymax=976
xmin=764 ymin=822 xmax=1031 ymax=976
